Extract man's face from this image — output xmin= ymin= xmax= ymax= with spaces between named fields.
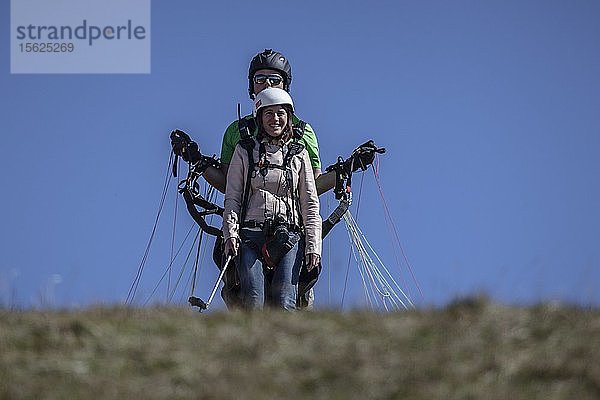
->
xmin=253 ymin=68 xmax=285 ymax=95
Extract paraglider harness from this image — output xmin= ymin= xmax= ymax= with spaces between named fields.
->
xmin=238 ymin=112 xmax=307 ymax=267
xmin=223 ymin=111 xmax=318 ymax=309
xmin=170 ymin=112 xmax=384 ymax=310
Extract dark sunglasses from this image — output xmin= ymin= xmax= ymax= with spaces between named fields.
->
xmin=253 ymin=74 xmax=283 ymax=85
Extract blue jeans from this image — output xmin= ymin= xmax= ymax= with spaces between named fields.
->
xmin=238 ymin=229 xmax=303 ymax=311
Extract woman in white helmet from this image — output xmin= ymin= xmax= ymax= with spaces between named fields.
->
xmin=222 ymin=88 xmax=321 ymax=310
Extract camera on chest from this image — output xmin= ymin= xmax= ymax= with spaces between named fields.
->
xmin=262 ymin=216 xmax=287 ymax=237
xmin=261 ymin=216 xmax=300 ymax=269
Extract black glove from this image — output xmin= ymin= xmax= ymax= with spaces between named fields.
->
xmin=343 ymin=140 xmax=385 ymax=174
xmin=170 ymin=129 xmax=202 ymax=163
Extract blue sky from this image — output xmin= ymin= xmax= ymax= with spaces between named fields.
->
xmin=2 ymin=0 xmax=599 ymax=309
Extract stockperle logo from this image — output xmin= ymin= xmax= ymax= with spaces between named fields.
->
xmin=11 ymin=0 xmax=150 ymax=74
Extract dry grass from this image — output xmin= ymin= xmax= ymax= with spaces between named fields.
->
xmin=1 ymin=297 xmax=599 ymax=399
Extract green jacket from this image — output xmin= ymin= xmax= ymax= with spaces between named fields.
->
xmin=220 ymin=114 xmax=321 ymax=169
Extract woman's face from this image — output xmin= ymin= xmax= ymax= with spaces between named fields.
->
xmin=261 ymin=105 xmax=288 ymax=138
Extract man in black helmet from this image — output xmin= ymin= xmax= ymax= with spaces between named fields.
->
xmin=177 ymin=49 xmax=376 ymax=194
xmin=202 ymin=49 xmax=333 ymax=194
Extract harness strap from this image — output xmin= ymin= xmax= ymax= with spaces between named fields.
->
xmin=293 ymin=120 xmax=306 ymax=140
xmin=241 ymin=220 xmax=301 ymax=232
xmin=238 ymin=114 xmax=256 ymax=229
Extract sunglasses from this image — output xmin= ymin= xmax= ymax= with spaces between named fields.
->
xmin=253 ymin=74 xmax=283 ymax=86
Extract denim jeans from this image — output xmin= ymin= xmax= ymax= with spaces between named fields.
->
xmin=239 ymin=229 xmax=303 ymax=311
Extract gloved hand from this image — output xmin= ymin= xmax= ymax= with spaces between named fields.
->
xmin=224 ymin=237 xmax=240 ymax=258
xmin=170 ymin=129 xmax=202 ymax=163
xmin=305 ymin=253 xmax=321 ymax=272
xmin=343 ymin=140 xmax=385 ymax=174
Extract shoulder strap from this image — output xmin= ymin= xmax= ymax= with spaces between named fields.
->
xmin=284 ymin=119 xmax=306 ymax=167
xmin=237 ymin=103 xmax=256 ymax=141
xmin=292 ymin=119 xmax=306 ymax=141
xmin=236 ymin=104 xmax=257 ymax=225
xmin=238 ymin=123 xmax=256 ymax=226
xmin=238 ymin=116 xmax=256 ymax=141
xmin=239 ymin=138 xmax=255 ymax=226
xmin=282 ymin=141 xmax=304 ymax=168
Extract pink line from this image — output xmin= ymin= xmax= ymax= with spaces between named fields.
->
xmin=372 ymin=162 xmax=424 ymax=300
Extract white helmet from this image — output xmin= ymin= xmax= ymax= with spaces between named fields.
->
xmin=253 ymin=87 xmax=295 ymax=116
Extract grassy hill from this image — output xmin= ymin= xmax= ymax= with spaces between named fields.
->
xmin=1 ymin=297 xmax=599 ymax=399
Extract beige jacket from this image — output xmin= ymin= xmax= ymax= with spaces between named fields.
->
xmin=223 ymin=137 xmax=322 ymax=256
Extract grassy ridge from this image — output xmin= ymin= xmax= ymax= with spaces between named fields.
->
xmin=1 ymin=298 xmax=599 ymax=400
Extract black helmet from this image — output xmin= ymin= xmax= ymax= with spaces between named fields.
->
xmin=248 ymin=49 xmax=292 ymax=98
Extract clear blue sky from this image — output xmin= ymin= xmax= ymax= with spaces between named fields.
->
xmin=2 ymin=0 xmax=599 ymax=309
